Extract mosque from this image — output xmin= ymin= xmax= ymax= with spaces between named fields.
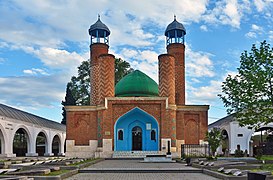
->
xmin=65 ymin=16 xmax=209 ymax=158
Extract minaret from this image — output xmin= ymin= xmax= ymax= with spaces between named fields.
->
xmin=89 ymin=15 xmax=115 ymax=105
xmin=165 ymin=15 xmax=186 ymax=105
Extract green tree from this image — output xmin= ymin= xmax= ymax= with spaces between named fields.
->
xmin=115 ymin=58 xmax=134 ymax=84
xmin=65 ymin=58 xmax=133 ymax=106
xmin=219 ymin=41 xmax=273 ymax=129
xmin=61 ymin=82 xmax=76 ymax=124
xmin=206 ymin=128 xmax=221 ymax=156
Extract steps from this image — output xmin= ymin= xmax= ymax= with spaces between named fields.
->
xmin=112 ymin=151 xmax=160 ymax=158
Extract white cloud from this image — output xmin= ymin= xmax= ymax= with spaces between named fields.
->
xmin=200 ymin=25 xmax=208 ymax=31
xmin=23 ymin=68 xmax=49 ymax=76
xmin=186 ymin=47 xmax=215 ymax=78
xmin=245 ymin=31 xmax=256 ymax=38
xmin=202 ymin=0 xmax=251 ymax=29
xmin=0 ymin=75 xmax=66 ymax=109
xmin=17 ymin=46 xmax=85 ymax=75
xmin=251 ymin=24 xmax=263 ymax=31
xmin=245 ymin=24 xmax=263 ymax=39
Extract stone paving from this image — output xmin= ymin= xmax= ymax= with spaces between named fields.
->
xmin=66 ymin=172 xmax=220 ymax=180
xmin=66 ymin=159 xmax=220 ymax=179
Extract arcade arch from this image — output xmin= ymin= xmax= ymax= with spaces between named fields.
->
xmin=13 ymin=128 xmax=29 ymax=156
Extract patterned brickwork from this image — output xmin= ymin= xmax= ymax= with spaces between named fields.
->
xmin=158 ymin=54 xmax=175 ymax=104
xmin=184 ymin=113 xmax=199 ymax=144
xmin=66 ymin=111 xmax=97 ymax=145
xmin=98 ymin=54 xmax=115 ymax=105
xmin=90 ymin=64 xmax=100 ymax=105
xmin=167 ymin=43 xmax=185 ymax=105
xmin=90 ymin=43 xmax=109 ymax=105
xmin=169 ymin=110 xmax=176 ymax=146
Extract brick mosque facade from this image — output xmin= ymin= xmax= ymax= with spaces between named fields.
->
xmin=65 ymin=17 xmax=209 ymax=158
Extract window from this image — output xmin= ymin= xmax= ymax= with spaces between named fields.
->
xmin=237 ymin=134 xmax=243 ymax=137
xmin=151 ymin=130 xmax=156 ymax=141
xmin=118 ymin=129 xmax=123 ymax=140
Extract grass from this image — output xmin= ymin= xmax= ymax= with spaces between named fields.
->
xmin=252 ymin=164 xmax=273 ymax=174
xmin=44 ymin=169 xmax=70 ymax=176
xmin=69 ymin=158 xmax=98 ymax=166
xmin=260 ymin=155 xmax=273 ymax=161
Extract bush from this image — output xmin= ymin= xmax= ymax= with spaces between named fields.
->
xmin=234 ymin=149 xmax=244 ymax=157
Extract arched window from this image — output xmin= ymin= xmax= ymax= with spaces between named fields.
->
xmin=118 ymin=130 xmax=123 ymax=140
xmin=151 ymin=130 xmax=156 ymax=141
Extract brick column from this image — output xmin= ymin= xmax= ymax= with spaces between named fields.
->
xmin=158 ymin=54 xmax=175 ymax=104
xmin=167 ymin=43 xmax=185 ymax=105
xmin=90 ymin=43 xmax=109 ymax=105
xmin=98 ymin=54 xmax=115 ymax=105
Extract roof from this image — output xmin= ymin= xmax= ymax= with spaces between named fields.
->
xmin=165 ymin=16 xmax=186 ymax=37
xmin=208 ymin=114 xmax=235 ymax=129
xmin=0 ymin=104 xmax=66 ymax=131
xmin=115 ymin=70 xmax=159 ymax=97
xmin=89 ymin=16 xmax=110 ymax=37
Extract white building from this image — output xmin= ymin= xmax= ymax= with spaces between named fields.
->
xmin=209 ymin=114 xmax=273 ymax=156
xmin=0 ymin=103 xmax=66 ymax=157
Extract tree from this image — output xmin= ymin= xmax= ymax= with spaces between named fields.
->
xmin=206 ymin=128 xmax=221 ymax=156
xmin=69 ymin=61 xmax=90 ymax=106
xmin=115 ymin=58 xmax=134 ymax=84
xmin=65 ymin=58 xmax=133 ymax=106
xmin=61 ymin=82 xmax=76 ymax=124
xmin=219 ymin=41 xmax=273 ymax=129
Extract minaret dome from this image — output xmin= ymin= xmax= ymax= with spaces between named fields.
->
xmin=88 ymin=15 xmax=111 ymax=45
xmin=165 ymin=15 xmax=186 ymax=45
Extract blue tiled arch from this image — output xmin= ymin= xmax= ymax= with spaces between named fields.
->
xmin=114 ymin=107 xmax=159 ymax=151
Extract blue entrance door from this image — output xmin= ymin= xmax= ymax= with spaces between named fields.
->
xmin=132 ymin=126 xmax=142 ymax=150
xmin=114 ymin=107 xmax=159 ymax=151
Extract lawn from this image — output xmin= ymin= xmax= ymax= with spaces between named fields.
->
xmin=260 ymin=155 xmax=273 ymax=161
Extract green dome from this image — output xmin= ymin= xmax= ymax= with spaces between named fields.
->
xmin=115 ymin=70 xmax=159 ymax=97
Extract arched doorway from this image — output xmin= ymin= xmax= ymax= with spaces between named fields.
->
xmin=52 ymin=135 xmax=61 ymax=156
xmin=36 ymin=132 xmax=47 ymax=156
xmin=114 ymin=108 xmax=159 ymax=151
xmin=0 ymin=129 xmax=5 ymax=155
xmin=132 ymin=126 xmax=142 ymax=151
xmin=221 ymin=129 xmax=229 ymax=156
xmin=13 ymin=128 xmax=29 ymax=156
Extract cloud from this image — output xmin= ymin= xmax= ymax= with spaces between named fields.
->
xmin=254 ymin=0 xmax=273 ymax=12
xmin=23 ymin=68 xmax=49 ymax=76
xmin=202 ymin=0 xmax=251 ymax=29
xmin=0 ymin=75 xmax=67 ymax=109
xmin=16 ymin=46 xmax=86 ymax=74
xmin=186 ymin=47 xmax=215 ymax=78
xmin=186 ymin=71 xmax=237 ymax=105
xmin=245 ymin=24 xmax=263 ymax=39
xmin=200 ymin=25 xmax=208 ymax=31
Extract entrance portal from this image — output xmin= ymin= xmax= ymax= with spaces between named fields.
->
xmin=132 ymin=126 xmax=142 ymax=150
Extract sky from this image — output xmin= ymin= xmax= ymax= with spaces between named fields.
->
xmin=0 ymin=0 xmax=273 ymax=124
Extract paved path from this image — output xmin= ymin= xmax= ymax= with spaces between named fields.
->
xmin=66 ymin=172 xmax=220 ymax=180
xmin=66 ymin=159 xmax=220 ymax=180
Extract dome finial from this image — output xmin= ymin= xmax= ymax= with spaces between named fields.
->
xmin=174 ymin=14 xmax=176 ymax=20
xmin=98 ymin=14 xmax=100 ymax=20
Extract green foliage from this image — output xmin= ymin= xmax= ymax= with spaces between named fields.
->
xmin=61 ymin=83 xmax=76 ymax=124
xmin=69 ymin=59 xmax=133 ymax=105
xmin=260 ymin=155 xmax=273 ymax=161
xmin=70 ymin=61 xmax=91 ymax=106
xmin=255 ymin=148 xmax=263 ymax=159
xmin=206 ymin=127 xmax=221 ymax=156
xmin=219 ymin=41 xmax=273 ymax=129
xmin=234 ymin=149 xmax=244 ymax=157
xmin=115 ymin=58 xmax=134 ymax=85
